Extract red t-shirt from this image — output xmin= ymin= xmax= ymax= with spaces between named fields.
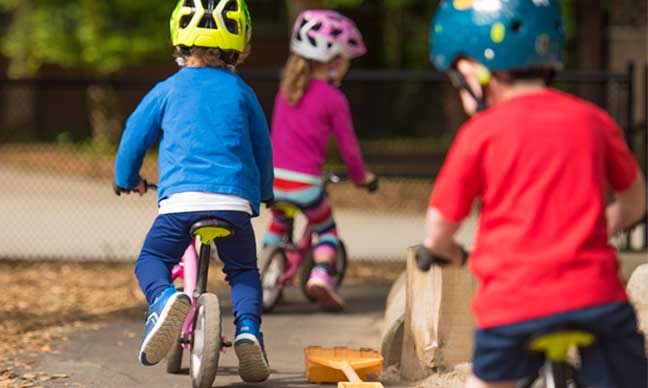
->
xmin=429 ymin=88 xmax=639 ymax=329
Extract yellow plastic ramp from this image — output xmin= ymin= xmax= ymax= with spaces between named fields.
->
xmin=305 ymin=346 xmax=384 ymax=388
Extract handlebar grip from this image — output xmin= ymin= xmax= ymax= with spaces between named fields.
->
xmin=365 ymin=176 xmax=379 ymax=193
xmin=415 ymin=245 xmax=452 ymax=271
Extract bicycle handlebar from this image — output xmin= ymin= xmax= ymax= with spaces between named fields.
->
xmin=415 ymin=244 xmax=469 ymax=271
xmin=113 ymin=179 xmax=157 ymax=196
xmin=323 ymin=173 xmax=379 ymax=193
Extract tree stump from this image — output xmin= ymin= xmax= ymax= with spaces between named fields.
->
xmin=381 ymin=271 xmax=406 ymax=369
xmin=627 ymin=263 xmax=648 ymax=344
xmin=400 ymin=247 xmax=478 ymax=381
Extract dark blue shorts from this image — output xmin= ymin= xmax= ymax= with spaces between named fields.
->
xmin=473 ymin=302 xmax=647 ymax=387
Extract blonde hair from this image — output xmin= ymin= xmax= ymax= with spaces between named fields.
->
xmin=280 ymin=54 xmax=312 ymax=105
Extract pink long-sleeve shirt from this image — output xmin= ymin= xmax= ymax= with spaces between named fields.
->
xmin=270 ymin=79 xmax=367 ymax=183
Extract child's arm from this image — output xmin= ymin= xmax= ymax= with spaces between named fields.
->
xmin=329 ymin=92 xmax=368 ymax=184
xmin=114 ymin=86 xmax=164 ymax=189
xmin=607 ymin=176 xmax=646 ymax=236
xmin=247 ymin=89 xmax=274 ymax=202
xmin=602 ymin=115 xmax=646 ymax=236
xmin=425 ymin=125 xmax=482 ymax=263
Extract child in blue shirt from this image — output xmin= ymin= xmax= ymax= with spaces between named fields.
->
xmin=113 ymin=0 xmax=272 ymax=382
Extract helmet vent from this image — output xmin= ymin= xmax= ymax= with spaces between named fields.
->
xmin=222 ymin=0 xmax=239 ymax=34
xmin=311 ymin=23 xmax=322 ymax=31
xmin=198 ymin=14 xmax=217 ymax=28
xmin=295 ymin=19 xmax=307 ymax=41
xmin=511 ymin=20 xmax=522 ymax=33
xmin=330 ymin=28 xmax=342 ymax=38
xmin=198 ymin=0 xmax=217 ymax=29
xmin=183 ymin=0 xmax=193 ymax=6
xmin=348 ymin=38 xmax=358 ymax=47
xmin=307 ymin=34 xmax=317 ymax=47
xmin=180 ymin=14 xmax=194 ymax=28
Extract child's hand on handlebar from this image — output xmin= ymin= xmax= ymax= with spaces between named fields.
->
xmin=415 ymin=244 xmax=469 ymax=271
xmin=357 ymin=172 xmax=378 ymax=193
xmin=113 ymin=178 xmax=150 ymax=196
xmin=262 ymin=197 xmax=275 ymax=209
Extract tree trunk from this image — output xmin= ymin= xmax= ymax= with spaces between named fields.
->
xmin=1 ymin=85 xmax=36 ymax=142
xmin=86 ymin=85 xmax=123 ymax=145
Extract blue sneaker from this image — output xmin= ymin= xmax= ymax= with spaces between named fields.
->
xmin=234 ymin=318 xmax=270 ymax=382
xmin=138 ymin=286 xmax=191 ymax=366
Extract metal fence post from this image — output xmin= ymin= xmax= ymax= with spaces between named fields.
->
xmin=626 ymin=62 xmax=635 ymax=151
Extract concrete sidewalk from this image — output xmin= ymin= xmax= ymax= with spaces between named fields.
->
xmin=30 ymin=283 xmax=412 ymax=388
xmin=1 ymin=166 xmax=477 ymax=262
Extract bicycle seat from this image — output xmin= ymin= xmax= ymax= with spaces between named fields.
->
xmin=190 ymin=219 xmax=236 ymax=244
xmin=528 ymin=329 xmax=595 ymax=362
xmin=273 ymin=200 xmax=302 ymax=218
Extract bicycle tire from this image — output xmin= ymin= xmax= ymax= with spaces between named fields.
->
xmin=166 ymin=334 xmax=184 ymax=374
xmin=258 ymin=245 xmax=286 ymax=313
xmin=300 ymin=239 xmax=348 ymax=303
xmin=189 ymin=293 xmax=222 ymax=388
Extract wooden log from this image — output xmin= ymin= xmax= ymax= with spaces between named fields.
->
xmin=400 ymin=247 xmax=478 ymax=381
xmin=627 ymin=263 xmax=648 ymax=344
xmin=381 ymin=271 xmax=406 ymax=369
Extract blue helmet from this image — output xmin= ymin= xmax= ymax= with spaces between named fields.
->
xmin=429 ymin=0 xmax=565 ymax=71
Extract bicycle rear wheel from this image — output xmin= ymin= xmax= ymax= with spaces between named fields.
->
xmin=300 ymin=240 xmax=348 ymax=302
xmin=259 ymin=245 xmax=287 ymax=312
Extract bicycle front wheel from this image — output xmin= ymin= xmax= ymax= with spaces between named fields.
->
xmin=189 ymin=293 xmax=222 ymax=388
xmin=259 ymin=245 xmax=287 ymax=313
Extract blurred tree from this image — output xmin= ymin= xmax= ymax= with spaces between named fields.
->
xmin=0 ymin=0 xmax=170 ymax=144
xmin=286 ymin=0 xmax=325 ymax=22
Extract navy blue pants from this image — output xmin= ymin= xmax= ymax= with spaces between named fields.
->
xmin=135 ymin=211 xmax=261 ymax=325
xmin=473 ymin=302 xmax=647 ymax=387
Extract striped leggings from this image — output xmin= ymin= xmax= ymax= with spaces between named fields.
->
xmin=263 ymin=184 xmax=338 ymax=260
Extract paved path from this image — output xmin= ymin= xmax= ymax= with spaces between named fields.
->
xmin=1 ymin=166 xmax=477 ymax=261
xmin=31 ymin=283 xmax=411 ymax=388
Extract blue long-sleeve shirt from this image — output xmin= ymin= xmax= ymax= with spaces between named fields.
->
xmin=115 ymin=67 xmax=274 ymax=216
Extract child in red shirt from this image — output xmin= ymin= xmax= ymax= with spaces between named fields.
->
xmin=423 ymin=1 xmax=647 ymax=387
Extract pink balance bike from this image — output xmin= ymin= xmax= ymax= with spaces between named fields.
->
xmin=129 ymin=188 xmax=234 ymax=388
xmin=164 ymin=220 xmax=237 ymax=388
xmin=258 ymin=174 xmax=350 ymax=313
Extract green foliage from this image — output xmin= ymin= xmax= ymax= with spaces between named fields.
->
xmin=0 ymin=0 xmax=171 ymax=77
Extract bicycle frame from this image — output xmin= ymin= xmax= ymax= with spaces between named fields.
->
xmin=171 ymin=243 xmax=200 ymax=350
xmin=278 ymin=216 xmax=314 ymax=285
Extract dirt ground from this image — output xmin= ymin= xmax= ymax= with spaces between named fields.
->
xmin=0 ymin=261 xmax=142 ymax=387
xmin=0 ymin=260 xmax=405 ymax=387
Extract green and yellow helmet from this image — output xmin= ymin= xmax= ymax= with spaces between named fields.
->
xmin=170 ymin=0 xmax=252 ymax=52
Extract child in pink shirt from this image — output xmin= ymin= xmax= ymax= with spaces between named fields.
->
xmin=263 ymin=10 xmax=376 ymax=312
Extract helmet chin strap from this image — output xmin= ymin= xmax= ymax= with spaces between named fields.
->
xmin=448 ymin=65 xmax=491 ymax=113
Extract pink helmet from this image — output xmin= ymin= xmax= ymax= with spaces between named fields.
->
xmin=290 ymin=10 xmax=367 ymax=63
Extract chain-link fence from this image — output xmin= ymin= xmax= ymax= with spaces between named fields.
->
xmin=0 ymin=66 xmax=645 ymax=262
